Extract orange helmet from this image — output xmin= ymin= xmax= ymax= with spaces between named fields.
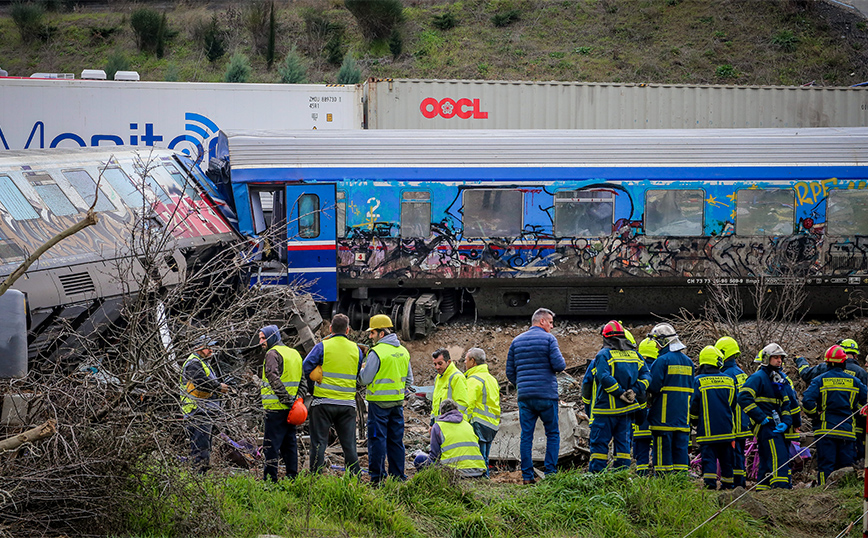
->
xmin=601 ymin=320 xmax=625 ymax=338
xmin=287 ymin=399 xmax=308 ymax=425
xmin=824 ymin=344 xmax=847 ymax=364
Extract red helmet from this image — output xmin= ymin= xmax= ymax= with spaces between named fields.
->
xmin=287 ymin=398 xmax=308 ymax=425
xmin=824 ymin=344 xmax=847 ymax=364
xmin=601 ymin=320 xmax=625 ymax=338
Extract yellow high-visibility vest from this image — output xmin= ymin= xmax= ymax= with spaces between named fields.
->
xmin=314 ymin=336 xmax=359 ymax=400
xmin=261 ymin=345 xmax=303 ymax=410
xmin=366 ymin=342 xmax=410 ymax=402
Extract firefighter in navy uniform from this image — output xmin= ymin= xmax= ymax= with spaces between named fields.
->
xmin=632 ymin=337 xmax=659 ymax=475
xmin=802 ymin=344 xmax=868 ymax=486
xmin=647 ymin=323 xmax=694 ymax=474
xmin=715 ymin=336 xmax=752 ymax=488
xmin=737 ymin=343 xmax=794 ymax=490
xmin=588 ymin=321 xmax=651 ymax=472
xmin=690 ymin=346 xmax=736 ymax=490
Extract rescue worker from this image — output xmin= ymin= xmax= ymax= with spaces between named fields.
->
xmin=588 ymin=321 xmax=651 ymax=472
xmin=359 ymin=314 xmax=413 ymax=484
xmin=179 ymin=336 xmax=228 ymax=474
xmin=690 ymin=346 xmax=736 ymax=490
xmin=258 ymin=325 xmax=304 ymax=482
xmin=802 ymin=344 xmax=868 ymax=485
xmin=737 ymin=343 xmax=794 ymax=490
xmin=633 ymin=337 xmax=659 ymax=475
xmin=463 ymin=347 xmax=501 ymax=477
xmin=582 ymin=327 xmax=637 ymax=420
xmin=431 ymin=348 xmax=469 ymax=425
xmin=302 ymin=313 xmax=364 ymax=475
xmin=796 ymin=338 xmax=867 ymax=460
xmin=647 ymin=323 xmax=694 ymax=474
xmin=415 ymin=399 xmax=487 ymax=478
xmin=716 ymin=336 xmax=751 ymax=488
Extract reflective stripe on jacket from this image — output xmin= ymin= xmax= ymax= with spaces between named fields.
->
xmin=261 ymin=344 xmax=302 ymax=410
xmin=722 ymin=359 xmax=752 ymax=439
xmin=432 ymin=362 xmax=468 ymax=417
xmin=592 ymin=348 xmax=651 ymax=416
xmin=366 ymin=341 xmax=410 ymax=402
xmin=802 ymin=367 xmax=868 ymax=439
xmin=436 ymin=419 xmax=486 ymax=471
xmin=465 ymin=364 xmax=501 ymax=430
xmin=180 ymin=353 xmax=217 ymax=416
xmin=690 ymin=367 xmax=736 ymax=443
xmin=736 ymin=365 xmax=793 ymax=435
xmin=314 ymin=336 xmax=360 ymax=400
xmin=648 ymin=347 xmax=695 ymax=432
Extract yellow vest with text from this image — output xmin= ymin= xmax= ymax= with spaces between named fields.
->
xmin=436 ymin=419 xmax=486 ymax=471
xmin=366 ymin=341 xmax=411 ymax=402
xmin=261 ymin=345 xmax=303 ymax=410
xmin=314 ymin=336 xmax=359 ymax=400
xmin=465 ymin=364 xmax=501 ymax=430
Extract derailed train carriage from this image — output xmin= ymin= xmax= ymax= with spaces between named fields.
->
xmin=207 ymin=128 xmax=868 ymax=337
xmin=0 ymin=147 xmax=238 ymax=366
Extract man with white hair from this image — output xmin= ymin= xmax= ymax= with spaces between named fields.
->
xmin=463 ymin=347 xmax=501 ymax=477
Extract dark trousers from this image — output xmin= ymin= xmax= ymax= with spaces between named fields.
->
xmin=732 ymin=438 xmax=747 ymax=487
xmin=633 ymin=435 xmax=652 ymax=475
xmin=700 ymin=441 xmax=734 ymax=490
xmin=589 ymin=414 xmax=632 ymax=472
xmin=367 ymin=402 xmax=406 ymax=483
xmin=816 ymin=437 xmax=855 ymax=486
xmin=309 ymin=403 xmax=359 ymax=475
xmin=263 ymin=409 xmax=298 ymax=482
xmin=517 ymin=398 xmax=559 ymax=481
xmin=652 ymin=430 xmax=690 ymax=473
xmin=472 ymin=421 xmax=498 ymax=478
xmin=185 ymin=413 xmax=213 ymax=474
xmin=756 ymin=424 xmax=790 ymax=490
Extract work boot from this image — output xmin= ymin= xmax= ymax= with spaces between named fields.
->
xmin=522 ymin=478 xmax=536 ymax=485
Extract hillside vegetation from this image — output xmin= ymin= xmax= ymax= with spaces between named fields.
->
xmin=1 ymin=0 xmax=868 ymax=86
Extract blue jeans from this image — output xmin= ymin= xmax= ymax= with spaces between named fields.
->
xmin=185 ymin=412 xmax=213 ymax=474
xmin=263 ymin=409 xmax=298 ymax=482
xmin=517 ymin=398 xmax=559 ymax=481
xmin=367 ymin=402 xmax=406 ymax=483
xmin=472 ymin=421 xmax=498 ymax=477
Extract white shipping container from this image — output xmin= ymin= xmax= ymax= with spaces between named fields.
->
xmin=365 ymin=78 xmax=868 ymax=130
xmin=0 ymin=79 xmax=364 ymax=164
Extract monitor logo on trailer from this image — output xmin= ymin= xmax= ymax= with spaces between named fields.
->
xmin=420 ymin=97 xmax=488 ymax=120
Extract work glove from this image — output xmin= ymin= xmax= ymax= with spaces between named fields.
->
xmin=619 ymin=389 xmax=636 ymax=404
xmin=774 ymin=422 xmax=788 ymax=434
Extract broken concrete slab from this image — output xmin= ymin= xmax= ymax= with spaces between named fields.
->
xmin=489 ymin=403 xmax=589 ymax=462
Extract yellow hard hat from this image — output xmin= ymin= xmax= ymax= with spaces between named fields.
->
xmin=310 ymin=365 xmax=323 ymax=383
xmin=638 ymin=338 xmax=659 ymax=360
xmin=367 ymin=314 xmax=393 ymax=332
xmin=699 ymin=346 xmax=724 ymax=367
xmin=715 ymin=336 xmax=740 ymax=360
xmin=624 ymin=328 xmax=637 ymax=347
xmin=838 ymin=338 xmax=859 ymax=355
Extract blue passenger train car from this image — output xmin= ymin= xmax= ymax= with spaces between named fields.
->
xmin=208 ymin=128 xmax=868 ymax=337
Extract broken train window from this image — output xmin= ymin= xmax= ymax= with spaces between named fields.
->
xmin=736 ymin=188 xmax=794 ymax=236
xmin=25 ymin=172 xmax=77 ymax=217
xmin=645 ymin=189 xmax=704 ymax=236
xmin=554 ymin=190 xmax=614 ymax=237
xmin=463 ymin=189 xmax=522 ymax=238
xmin=827 ymin=188 xmax=868 ymax=236
xmin=401 ymin=190 xmax=431 ymax=238
xmin=62 ymin=169 xmax=116 ymax=212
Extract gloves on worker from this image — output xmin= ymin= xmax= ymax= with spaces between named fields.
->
xmin=760 ymin=416 xmax=771 ymax=426
xmin=774 ymin=422 xmax=788 ymax=434
xmin=618 ymin=389 xmax=636 ymax=404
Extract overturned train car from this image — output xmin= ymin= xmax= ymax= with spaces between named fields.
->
xmin=209 ymin=128 xmax=868 ymax=336
xmin=0 ymin=148 xmax=238 ymax=365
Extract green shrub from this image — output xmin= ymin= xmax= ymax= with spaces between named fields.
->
xmin=337 ymin=52 xmax=361 ymax=84
xmin=772 ymin=29 xmax=799 ymax=52
xmin=325 ymin=31 xmax=345 ymax=66
xmin=491 ymin=9 xmax=520 ymax=27
xmin=224 ymin=52 xmax=252 ymax=83
xmin=244 ymin=1 xmax=271 ymax=56
xmin=432 ymin=12 xmax=456 ymax=30
xmin=89 ymin=25 xmax=119 ymax=43
xmin=39 ymin=0 xmax=60 ymax=12
xmin=11 ymin=1 xmax=45 ymax=44
xmin=303 ymin=7 xmax=341 ymax=56
xmin=105 ymin=50 xmax=129 ymax=80
xmin=279 ymin=46 xmax=308 ymax=83
xmin=130 ymin=8 xmax=162 ymax=53
xmin=164 ymin=63 xmax=180 ymax=82
xmin=715 ymin=64 xmax=736 ymax=78
xmin=266 ymin=2 xmax=276 ymax=69
xmin=345 ymin=0 xmax=404 ymax=41
xmin=156 ymin=12 xmax=167 ymax=59
xmin=201 ymin=15 xmax=225 ymax=63
xmin=388 ymin=28 xmax=402 ymax=59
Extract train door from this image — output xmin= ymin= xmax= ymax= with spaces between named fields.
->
xmin=286 ymin=184 xmax=337 ymax=302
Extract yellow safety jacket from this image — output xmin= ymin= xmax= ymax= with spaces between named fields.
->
xmin=436 ymin=419 xmax=487 ymax=472
xmin=314 ymin=336 xmax=359 ymax=400
xmin=432 ymin=362 xmax=468 ymax=417
xmin=465 ymin=364 xmax=501 ymax=430
xmin=366 ymin=341 xmax=410 ymax=402
xmin=261 ymin=344 xmax=303 ymax=410
xmin=180 ymin=353 xmax=216 ymax=416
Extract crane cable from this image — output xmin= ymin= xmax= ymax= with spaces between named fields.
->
xmin=682 ymin=405 xmax=865 ymax=538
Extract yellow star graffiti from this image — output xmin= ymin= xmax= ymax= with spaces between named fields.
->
xmin=349 ymin=200 xmax=360 ymax=217
xmin=706 ymin=195 xmax=728 ymax=208
xmin=726 ymin=192 xmax=737 ymax=203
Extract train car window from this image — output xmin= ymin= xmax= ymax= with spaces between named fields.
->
xmin=298 ymin=194 xmax=320 ymax=239
xmin=736 ymin=189 xmax=794 ymax=236
xmin=645 ymin=190 xmax=704 ymax=236
xmin=401 ymin=191 xmax=431 ymax=238
xmin=163 ymin=163 xmax=199 ymax=200
xmin=62 ymin=169 xmax=116 ymax=212
xmin=827 ymin=188 xmax=868 ymax=236
xmin=24 ymin=172 xmax=77 ymax=217
xmin=463 ymin=189 xmax=522 ymax=238
xmin=102 ymin=167 xmax=145 ymax=207
xmin=554 ymin=190 xmax=613 ymax=237
xmin=336 ymin=191 xmax=347 ymax=238
xmin=0 ymin=175 xmax=39 ymax=220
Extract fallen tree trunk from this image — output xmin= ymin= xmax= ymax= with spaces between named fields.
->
xmin=0 ymin=419 xmax=56 ymax=452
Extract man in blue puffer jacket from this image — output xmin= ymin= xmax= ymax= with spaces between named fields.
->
xmin=506 ymin=308 xmax=566 ymax=484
